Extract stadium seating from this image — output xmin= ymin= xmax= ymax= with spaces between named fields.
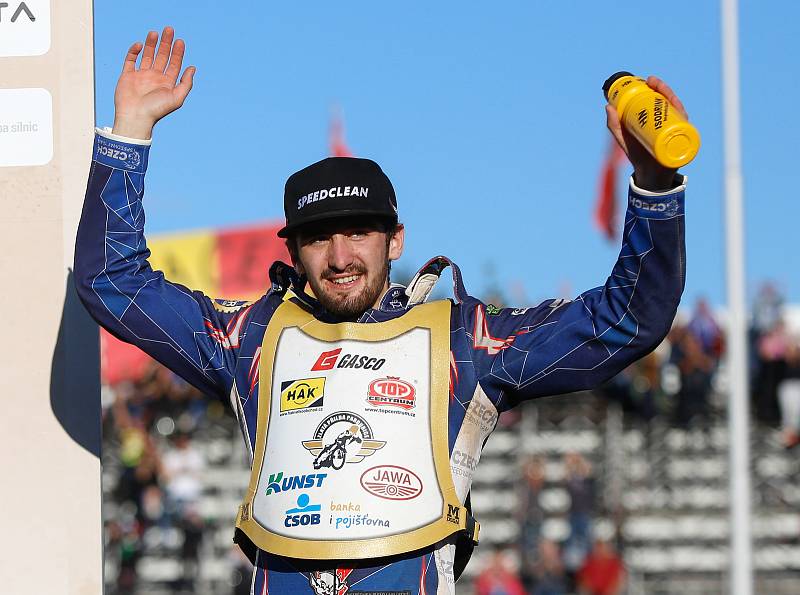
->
xmin=103 ymin=390 xmax=800 ymax=594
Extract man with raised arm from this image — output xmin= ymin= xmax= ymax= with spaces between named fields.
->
xmin=76 ymin=27 xmax=688 ymax=594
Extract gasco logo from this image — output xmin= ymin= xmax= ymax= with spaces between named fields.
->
xmin=311 ymin=347 xmax=386 ymax=371
xmin=367 ymin=377 xmax=415 ymax=410
xmin=360 ymin=465 xmax=422 ymax=500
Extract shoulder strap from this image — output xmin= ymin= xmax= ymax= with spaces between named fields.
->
xmin=405 ymin=256 xmax=468 ymax=307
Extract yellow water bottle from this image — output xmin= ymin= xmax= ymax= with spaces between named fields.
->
xmin=603 ymin=71 xmax=700 ymax=169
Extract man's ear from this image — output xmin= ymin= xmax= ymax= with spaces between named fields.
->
xmin=285 ymin=239 xmax=305 ymax=275
xmin=388 ymin=224 xmax=405 ymax=261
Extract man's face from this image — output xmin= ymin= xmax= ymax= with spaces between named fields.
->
xmin=291 ymin=217 xmax=404 ymax=318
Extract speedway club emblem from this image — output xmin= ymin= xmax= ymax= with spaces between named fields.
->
xmin=360 ymin=465 xmax=423 ymax=500
xmin=367 ymin=377 xmax=416 ymax=410
xmin=302 ymin=412 xmax=386 ymax=471
xmin=308 ymin=568 xmax=353 ymax=595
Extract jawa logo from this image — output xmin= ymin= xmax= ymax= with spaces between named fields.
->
xmin=280 ymin=377 xmax=325 ymax=413
xmin=311 ymin=347 xmax=386 ymax=371
xmin=367 ymin=377 xmax=416 ymax=410
xmin=360 ymin=465 xmax=422 ymax=500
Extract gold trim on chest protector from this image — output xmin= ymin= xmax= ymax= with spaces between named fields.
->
xmin=236 ymin=299 xmax=471 ymax=560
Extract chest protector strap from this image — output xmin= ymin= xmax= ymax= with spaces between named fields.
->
xmin=235 ymin=298 xmax=478 ymax=560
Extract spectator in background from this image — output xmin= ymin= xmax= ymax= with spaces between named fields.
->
xmin=563 ymin=452 xmax=596 ymax=573
xmin=107 ymin=518 xmax=143 ymax=595
xmin=518 ymin=456 xmax=547 ymax=587
xmin=473 ymin=548 xmax=526 ymax=595
xmin=576 ymin=540 xmax=626 ymax=595
xmin=750 ymin=283 xmax=785 ymax=424
xmin=752 ymin=283 xmax=784 ymax=337
xmin=754 ymin=320 xmax=789 ymax=425
xmin=597 ymin=350 xmax=662 ymax=421
xmin=177 ymin=507 xmax=205 ymax=593
xmin=112 ymin=385 xmax=164 ymax=525
xmin=626 ymin=351 xmax=662 ymax=421
xmin=687 ymin=298 xmax=723 ymax=361
xmin=530 ymin=539 xmax=568 ymax=595
xmin=161 ymin=432 xmax=205 ymax=520
xmin=668 ymin=325 xmax=715 ymax=426
xmin=778 ymin=337 xmax=800 ymax=449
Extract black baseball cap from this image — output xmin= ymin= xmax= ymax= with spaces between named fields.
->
xmin=278 ymin=157 xmax=399 ymax=238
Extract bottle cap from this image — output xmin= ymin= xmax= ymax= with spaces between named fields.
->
xmin=602 ymin=71 xmax=634 ymax=100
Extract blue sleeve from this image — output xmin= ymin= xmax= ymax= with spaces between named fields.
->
xmin=74 ymin=132 xmax=251 ymax=400
xmin=465 ymin=178 xmax=686 ymax=409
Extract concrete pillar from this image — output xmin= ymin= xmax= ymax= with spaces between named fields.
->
xmin=0 ymin=1 xmax=101 ymax=593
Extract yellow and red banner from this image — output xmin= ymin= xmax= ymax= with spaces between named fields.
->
xmin=101 ymin=221 xmax=289 ymax=385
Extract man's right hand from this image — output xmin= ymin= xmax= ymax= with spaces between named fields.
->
xmin=112 ymin=27 xmax=196 ymax=140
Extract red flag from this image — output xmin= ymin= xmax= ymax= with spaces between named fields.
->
xmin=100 ymin=330 xmax=151 ymax=385
xmin=593 ymin=141 xmax=625 ymax=241
xmin=217 ymin=221 xmax=290 ymax=299
xmin=330 ymin=109 xmax=353 ymax=157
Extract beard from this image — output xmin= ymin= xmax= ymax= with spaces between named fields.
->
xmin=307 ymin=260 xmax=390 ymax=319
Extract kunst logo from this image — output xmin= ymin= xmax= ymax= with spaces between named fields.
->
xmin=265 ymin=472 xmax=327 ymax=495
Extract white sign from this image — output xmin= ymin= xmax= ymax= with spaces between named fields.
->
xmin=0 ymin=0 xmax=51 ymax=57
xmin=0 ymin=88 xmax=53 ymax=167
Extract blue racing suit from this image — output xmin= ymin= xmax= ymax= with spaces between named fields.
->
xmin=75 ymin=130 xmax=686 ymax=595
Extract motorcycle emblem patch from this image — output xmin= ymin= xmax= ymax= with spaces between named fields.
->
xmin=302 ymin=411 xmax=386 ymax=470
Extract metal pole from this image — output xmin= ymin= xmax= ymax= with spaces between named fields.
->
xmin=721 ymin=0 xmax=753 ymax=593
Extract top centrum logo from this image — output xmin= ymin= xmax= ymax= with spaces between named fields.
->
xmin=311 ymin=348 xmax=386 ymax=372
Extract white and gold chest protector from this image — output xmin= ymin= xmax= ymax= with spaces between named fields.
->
xmin=235 ymin=298 xmax=477 ymax=560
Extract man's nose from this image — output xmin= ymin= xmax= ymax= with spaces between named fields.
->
xmin=328 ymin=235 xmax=354 ymax=271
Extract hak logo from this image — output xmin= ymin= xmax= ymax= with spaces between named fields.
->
xmin=284 ymin=494 xmax=321 ymax=528
xmin=280 ymin=377 xmax=325 ymax=413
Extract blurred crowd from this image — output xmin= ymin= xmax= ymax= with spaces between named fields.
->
xmin=103 ymin=281 xmax=799 ymax=593
xmin=597 ymin=282 xmax=800 ymax=445
xmin=103 ymin=364 xmax=240 ymax=594
xmin=475 ymin=453 xmax=625 ymax=595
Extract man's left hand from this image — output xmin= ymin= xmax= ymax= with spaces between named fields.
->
xmin=605 ymin=75 xmax=689 ymax=191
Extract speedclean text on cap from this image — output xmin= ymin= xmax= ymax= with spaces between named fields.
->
xmin=297 ymin=186 xmax=370 ymax=209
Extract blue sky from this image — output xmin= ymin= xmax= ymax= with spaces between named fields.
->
xmin=94 ymin=1 xmax=800 ymax=308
